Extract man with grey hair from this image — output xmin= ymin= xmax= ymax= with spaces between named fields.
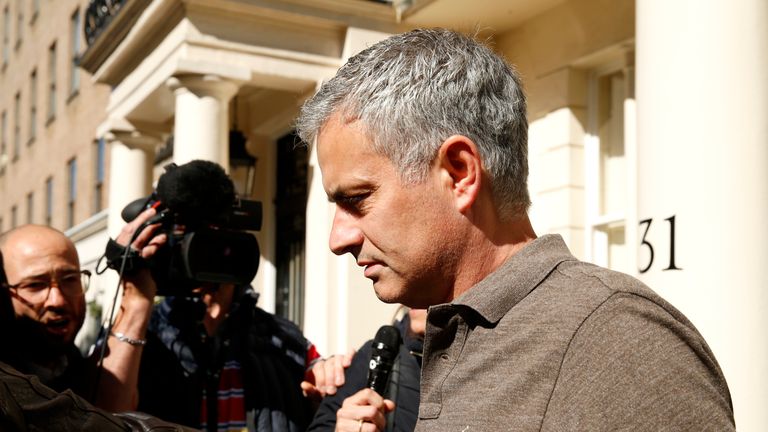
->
xmin=296 ymin=28 xmax=734 ymax=431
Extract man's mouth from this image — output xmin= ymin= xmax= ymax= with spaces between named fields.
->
xmin=361 ymin=262 xmax=383 ymax=279
xmin=44 ymin=317 xmax=72 ymax=334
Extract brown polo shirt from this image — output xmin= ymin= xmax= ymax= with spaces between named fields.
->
xmin=417 ymin=235 xmax=734 ymax=431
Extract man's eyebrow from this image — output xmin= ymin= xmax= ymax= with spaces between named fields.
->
xmin=18 ymin=266 xmax=79 ymax=280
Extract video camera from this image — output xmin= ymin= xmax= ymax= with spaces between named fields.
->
xmin=117 ymin=160 xmax=262 ymax=296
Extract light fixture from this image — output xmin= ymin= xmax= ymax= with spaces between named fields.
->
xmin=229 ymin=97 xmax=257 ymax=197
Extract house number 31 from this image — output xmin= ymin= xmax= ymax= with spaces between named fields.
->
xmin=638 ymin=215 xmax=682 ymax=273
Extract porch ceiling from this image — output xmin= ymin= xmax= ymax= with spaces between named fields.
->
xmin=403 ymin=0 xmax=569 ymax=33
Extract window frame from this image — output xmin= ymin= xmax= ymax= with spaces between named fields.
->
xmin=584 ymin=55 xmax=636 ymax=274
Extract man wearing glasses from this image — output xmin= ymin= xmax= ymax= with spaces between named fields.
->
xmin=0 ymin=224 xmax=92 ymax=396
xmin=0 ymin=224 xmax=156 ymax=410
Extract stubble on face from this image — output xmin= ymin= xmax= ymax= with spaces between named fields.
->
xmin=2 ymin=226 xmax=85 ymax=348
xmin=317 ymin=116 xmax=464 ymax=309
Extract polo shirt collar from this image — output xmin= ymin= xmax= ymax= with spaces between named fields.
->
xmin=451 ymin=234 xmax=576 ymax=324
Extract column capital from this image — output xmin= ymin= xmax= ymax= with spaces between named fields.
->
xmin=105 ymin=129 xmax=163 ymax=152
xmin=166 ymin=74 xmax=240 ymax=102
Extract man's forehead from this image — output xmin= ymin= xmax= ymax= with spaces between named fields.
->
xmin=2 ymin=227 xmax=79 ymax=273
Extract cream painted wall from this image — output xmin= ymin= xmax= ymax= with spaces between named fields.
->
xmin=636 ymin=0 xmax=768 ymax=429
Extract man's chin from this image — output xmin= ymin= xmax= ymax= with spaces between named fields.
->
xmin=12 ymin=318 xmax=74 ymax=356
xmin=44 ymin=326 xmax=77 ymax=347
xmin=372 ymin=281 xmax=413 ymax=305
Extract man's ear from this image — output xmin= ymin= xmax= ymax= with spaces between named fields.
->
xmin=436 ymin=135 xmax=482 ymax=213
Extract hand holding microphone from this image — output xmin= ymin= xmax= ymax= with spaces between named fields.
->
xmin=334 ymin=325 xmax=401 ymax=432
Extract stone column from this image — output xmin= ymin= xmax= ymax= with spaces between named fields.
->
xmin=636 ymin=1 xmax=768 ymax=429
xmin=105 ymin=131 xmax=158 ymax=238
xmin=102 ymin=130 xmax=158 ymax=320
xmin=166 ymin=74 xmax=239 ymax=167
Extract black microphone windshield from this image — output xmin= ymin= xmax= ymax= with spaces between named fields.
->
xmin=366 ymin=325 xmax=402 ymax=396
xmin=156 ymin=160 xmax=236 ymax=225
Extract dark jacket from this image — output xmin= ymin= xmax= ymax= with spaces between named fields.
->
xmin=137 ymin=287 xmax=315 ymax=432
xmin=308 ymin=316 xmax=422 ymax=432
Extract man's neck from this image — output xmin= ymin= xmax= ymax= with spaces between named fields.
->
xmin=451 ymin=215 xmax=537 ymax=300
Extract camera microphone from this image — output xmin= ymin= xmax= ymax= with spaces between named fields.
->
xmin=366 ymin=325 xmax=402 ymax=396
xmin=156 ymin=161 xmax=235 ymax=226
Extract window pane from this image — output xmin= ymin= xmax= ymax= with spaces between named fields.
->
xmin=597 ymin=72 xmax=626 ymax=216
xmin=13 ymin=92 xmax=20 ymax=158
xmin=45 ymin=176 xmax=53 ymax=226
xmin=94 ymin=137 xmax=105 ymax=213
xmin=29 ymin=69 xmax=36 ymax=141
xmin=2 ymin=7 xmax=8 ymax=64
xmin=592 ymin=223 xmax=627 ymax=272
xmin=1 ymin=111 xmax=6 ymax=157
xmin=68 ymin=158 xmax=76 ymax=227
xmin=15 ymin=0 xmax=22 ymax=46
xmin=48 ymin=42 xmax=56 ymax=120
xmin=26 ymin=192 xmax=33 ymax=223
xmin=70 ymin=9 xmax=80 ymax=93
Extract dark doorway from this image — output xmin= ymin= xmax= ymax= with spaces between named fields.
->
xmin=274 ymin=132 xmax=308 ymax=327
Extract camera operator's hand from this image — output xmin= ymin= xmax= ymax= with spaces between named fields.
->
xmin=115 ymin=207 xmax=168 ymax=261
xmin=94 ymin=207 xmax=167 ymax=412
xmin=114 ymin=207 xmax=166 ymax=315
xmin=335 ymin=388 xmax=394 ymax=432
xmin=301 ymin=348 xmax=356 ymax=405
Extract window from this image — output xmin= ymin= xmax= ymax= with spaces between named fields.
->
xmin=47 ymin=42 xmax=56 ymax=122
xmin=29 ymin=68 xmax=36 ymax=143
xmin=94 ymin=137 xmax=105 ymax=212
xmin=26 ymin=192 xmax=33 ymax=224
xmin=15 ymin=0 xmax=21 ymax=49
xmin=10 ymin=205 xmax=17 ymax=229
xmin=31 ymin=0 xmax=39 ymax=23
xmin=1 ymin=110 xmax=6 ymax=161
xmin=67 ymin=158 xmax=76 ymax=227
xmin=2 ymin=6 xmax=9 ymax=66
xmin=586 ymin=62 xmax=635 ymax=273
xmin=45 ymin=176 xmax=53 ymax=226
xmin=69 ymin=9 xmax=80 ymax=96
xmin=13 ymin=91 xmax=20 ymax=160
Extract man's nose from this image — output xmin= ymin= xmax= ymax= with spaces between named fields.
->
xmin=329 ymin=208 xmax=364 ymax=256
xmin=44 ymin=283 xmax=70 ymax=308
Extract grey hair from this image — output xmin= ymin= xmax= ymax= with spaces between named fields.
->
xmin=296 ymin=28 xmax=530 ymax=218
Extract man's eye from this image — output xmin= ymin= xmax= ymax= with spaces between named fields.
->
xmin=340 ymin=194 xmax=369 ymax=211
xmin=22 ymin=281 xmax=49 ymax=291
xmin=60 ymin=274 xmax=81 ymax=285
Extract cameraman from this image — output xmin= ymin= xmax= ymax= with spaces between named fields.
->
xmin=104 ymin=161 xmax=330 ymax=432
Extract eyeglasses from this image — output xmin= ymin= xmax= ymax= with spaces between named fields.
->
xmin=4 ymin=270 xmax=91 ymax=303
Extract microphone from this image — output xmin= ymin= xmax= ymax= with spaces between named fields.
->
xmin=155 ymin=160 xmax=236 ymax=226
xmin=366 ymin=325 xmax=402 ymax=396
xmin=120 ymin=160 xmax=236 ymax=225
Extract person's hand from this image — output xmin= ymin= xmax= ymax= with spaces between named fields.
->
xmin=301 ymin=348 xmax=356 ymax=402
xmin=115 ymin=207 xmax=167 ymax=302
xmin=334 ymin=388 xmax=394 ymax=432
xmin=115 ymin=207 xmax=167 ymax=260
